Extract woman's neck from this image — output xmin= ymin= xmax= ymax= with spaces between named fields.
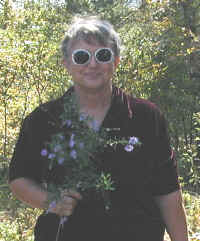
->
xmin=73 ymin=84 xmax=112 ymax=129
xmin=74 ymin=84 xmax=112 ymax=113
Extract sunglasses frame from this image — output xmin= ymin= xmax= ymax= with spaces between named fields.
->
xmin=72 ymin=48 xmax=114 ymax=65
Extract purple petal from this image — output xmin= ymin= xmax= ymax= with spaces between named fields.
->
xmin=129 ymin=136 xmax=139 ymax=145
xmin=124 ymin=144 xmax=134 ymax=152
xmin=63 ymin=119 xmax=72 ymax=127
xmin=69 ymin=139 xmax=75 ymax=148
xmin=79 ymin=113 xmax=87 ymax=121
xmin=66 ymin=120 xmax=72 ymax=127
xmin=41 ymin=149 xmax=48 ymax=156
xmin=48 ymin=153 xmax=56 ymax=159
xmin=91 ymin=120 xmax=99 ymax=132
xmin=69 ymin=134 xmax=75 ymax=148
xmin=49 ymin=200 xmax=57 ymax=209
xmin=58 ymin=157 xmax=65 ymax=165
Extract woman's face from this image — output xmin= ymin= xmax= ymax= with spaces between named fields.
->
xmin=64 ymin=40 xmax=119 ymax=91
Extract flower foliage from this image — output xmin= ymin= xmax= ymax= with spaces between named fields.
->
xmin=41 ymin=93 xmax=114 ymax=203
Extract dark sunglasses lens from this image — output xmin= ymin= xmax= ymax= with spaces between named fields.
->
xmin=74 ymin=51 xmax=90 ymax=64
xmin=96 ymin=49 xmax=112 ymax=62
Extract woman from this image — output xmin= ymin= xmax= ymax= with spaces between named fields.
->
xmin=9 ymin=15 xmax=188 ymax=241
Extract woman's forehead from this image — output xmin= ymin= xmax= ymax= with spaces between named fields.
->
xmin=68 ymin=39 xmax=109 ymax=51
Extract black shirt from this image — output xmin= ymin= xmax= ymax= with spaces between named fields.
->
xmin=9 ymin=86 xmax=180 ymax=241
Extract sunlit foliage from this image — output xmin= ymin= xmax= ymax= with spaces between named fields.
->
xmin=0 ymin=0 xmax=200 ymax=240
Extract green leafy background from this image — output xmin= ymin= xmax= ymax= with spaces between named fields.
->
xmin=0 ymin=0 xmax=200 ymax=240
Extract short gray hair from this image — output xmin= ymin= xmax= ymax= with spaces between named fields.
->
xmin=61 ymin=15 xmax=121 ymax=60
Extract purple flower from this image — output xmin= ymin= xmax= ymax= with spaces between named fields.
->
xmin=69 ymin=133 xmax=75 ymax=148
xmin=91 ymin=120 xmax=99 ymax=132
xmin=69 ymin=139 xmax=75 ymax=148
xmin=63 ymin=119 xmax=72 ymax=127
xmin=70 ymin=149 xmax=77 ymax=159
xmin=58 ymin=157 xmax=65 ymax=165
xmin=66 ymin=120 xmax=72 ymax=127
xmin=41 ymin=149 xmax=48 ymax=156
xmin=79 ymin=113 xmax=87 ymax=121
xmin=129 ymin=136 xmax=139 ymax=145
xmin=48 ymin=153 xmax=56 ymax=159
xmin=124 ymin=144 xmax=134 ymax=152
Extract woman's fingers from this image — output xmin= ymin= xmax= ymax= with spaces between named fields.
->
xmin=61 ymin=189 xmax=82 ymax=200
xmin=49 ymin=189 xmax=82 ymax=216
xmin=58 ymin=190 xmax=82 ymax=216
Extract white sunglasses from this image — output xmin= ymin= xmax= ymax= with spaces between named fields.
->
xmin=72 ymin=48 xmax=114 ymax=65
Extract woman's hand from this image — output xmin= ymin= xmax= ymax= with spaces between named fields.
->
xmin=49 ymin=189 xmax=82 ymax=217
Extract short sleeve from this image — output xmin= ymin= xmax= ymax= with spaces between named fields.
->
xmin=9 ymin=110 xmax=48 ymax=184
xmin=148 ymin=107 xmax=180 ymax=196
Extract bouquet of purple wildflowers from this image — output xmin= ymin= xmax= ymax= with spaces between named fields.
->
xmin=41 ymin=93 xmax=114 ymax=207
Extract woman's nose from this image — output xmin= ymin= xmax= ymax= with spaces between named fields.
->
xmin=88 ymin=55 xmax=98 ymax=67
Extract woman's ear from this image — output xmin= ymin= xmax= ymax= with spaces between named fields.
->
xmin=63 ymin=59 xmax=72 ymax=75
xmin=62 ymin=59 xmax=68 ymax=68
